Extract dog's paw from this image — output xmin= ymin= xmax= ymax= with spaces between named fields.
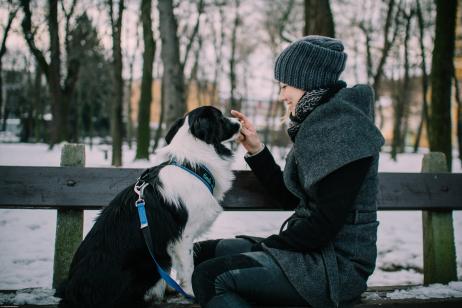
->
xmin=180 ymin=283 xmax=194 ymax=297
xmin=144 ymin=280 xmax=166 ymax=303
xmin=165 ymin=282 xmax=194 ymax=298
xmin=165 ymin=284 xmax=177 ymax=295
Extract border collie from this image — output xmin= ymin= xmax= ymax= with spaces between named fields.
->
xmin=56 ymin=106 xmax=241 ymax=308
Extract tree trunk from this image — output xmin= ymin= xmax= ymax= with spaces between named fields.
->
xmin=33 ymin=62 xmax=43 ymax=142
xmin=157 ymin=0 xmax=186 ymax=128
xmin=372 ymin=0 xmax=398 ymax=97
xmin=126 ymin=56 xmax=134 ymax=150
xmin=136 ymin=0 xmax=156 ymax=160
xmin=391 ymin=9 xmax=413 ymax=160
xmin=153 ymin=75 xmax=166 ymax=152
xmin=126 ymin=21 xmax=140 ymax=150
xmin=429 ymin=0 xmax=457 ymax=171
xmin=0 ymin=61 xmax=3 ymax=132
xmin=108 ymin=0 xmax=124 ymax=166
xmin=453 ymin=68 xmax=462 ymax=167
xmin=0 ymin=4 xmax=18 ymax=129
xmin=209 ymin=4 xmax=225 ymax=109
xmin=458 ymin=93 xmax=462 ymax=167
xmin=21 ymin=0 xmax=81 ymax=146
xmin=303 ymin=0 xmax=335 ymax=37
xmin=48 ymin=0 xmax=69 ymax=145
xmin=413 ymin=0 xmax=430 ymax=153
xmin=229 ymin=0 xmax=240 ymax=113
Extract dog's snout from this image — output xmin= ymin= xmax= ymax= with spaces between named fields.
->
xmin=227 ymin=117 xmax=241 ymax=129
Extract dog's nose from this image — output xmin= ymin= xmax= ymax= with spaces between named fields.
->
xmin=228 ymin=117 xmax=241 ymax=128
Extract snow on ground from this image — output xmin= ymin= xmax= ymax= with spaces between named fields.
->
xmin=0 ymin=142 xmax=461 ymax=291
xmin=386 ymin=281 xmax=462 ymax=300
xmin=0 ymin=288 xmax=60 ymax=305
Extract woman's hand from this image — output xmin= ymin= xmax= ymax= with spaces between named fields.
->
xmin=231 ymin=110 xmax=263 ymax=155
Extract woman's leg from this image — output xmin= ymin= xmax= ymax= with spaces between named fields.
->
xmin=192 ymin=239 xmax=308 ymax=308
xmin=194 ymin=238 xmax=254 ymax=266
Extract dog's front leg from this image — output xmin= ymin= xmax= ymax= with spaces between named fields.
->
xmin=170 ymin=238 xmax=195 ymax=295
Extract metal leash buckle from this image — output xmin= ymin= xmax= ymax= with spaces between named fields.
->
xmin=134 ymin=180 xmax=149 ymax=202
xmin=134 ymin=180 xmax=150 ymax=229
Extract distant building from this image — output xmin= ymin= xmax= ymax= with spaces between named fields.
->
xmin=455 ymin=0 xmax=462 ymax=78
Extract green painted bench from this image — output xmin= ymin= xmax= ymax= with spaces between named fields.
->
xmin=0 ymin=144 xmax=461 ymax=307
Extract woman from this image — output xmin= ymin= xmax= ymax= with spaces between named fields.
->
xmin=191 ymin=35 xmax=384 ymax=308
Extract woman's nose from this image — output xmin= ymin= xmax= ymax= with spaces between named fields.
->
xmin=278 ymin=89 xmax=285 ymax=101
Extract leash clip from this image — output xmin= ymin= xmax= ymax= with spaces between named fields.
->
xmin=134 ymin=180 xmax=150 ymax=229
xmin=134 ymin=180 xmax=149 ymax=201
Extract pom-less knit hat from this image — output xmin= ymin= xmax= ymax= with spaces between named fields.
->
xmin=274 ymin=35 xmax=347 ymax=91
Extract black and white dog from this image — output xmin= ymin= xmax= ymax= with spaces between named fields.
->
xmin=56 ymin=106 xmax=241 ymax=308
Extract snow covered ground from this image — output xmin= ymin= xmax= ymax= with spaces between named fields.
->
xmin=0 ymin=142 xmax=461 ymax=291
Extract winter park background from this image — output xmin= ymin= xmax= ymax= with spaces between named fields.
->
xmin=2 ymin=0 xmax=462 ymax=303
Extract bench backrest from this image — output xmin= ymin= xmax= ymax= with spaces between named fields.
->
xmin=0 ymin=166 xmax=461 ymax=210
xmin=0 ymin=145 xmax=460 ymax=289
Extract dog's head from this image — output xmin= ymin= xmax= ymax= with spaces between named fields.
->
xmin=165 ymin=106 xmax=241 ymax=157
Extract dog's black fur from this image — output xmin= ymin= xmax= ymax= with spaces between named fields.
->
xmin=56 ymin=106 xmax=240 ymax=308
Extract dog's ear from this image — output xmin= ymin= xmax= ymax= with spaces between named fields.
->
xmin=190 ymin=117 xmax=221 ymax=144
xmin=165 ymin=117 xmax=185 ymax=144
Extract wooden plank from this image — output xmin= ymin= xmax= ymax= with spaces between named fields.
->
xmin=421 ymin=152 xmax=457 ymax=284
xmin=0 ymin=167 xmax=461 ymax=210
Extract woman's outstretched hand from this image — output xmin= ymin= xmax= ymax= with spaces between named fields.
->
xmin=231 ymin=110 xmax=263 ymax=155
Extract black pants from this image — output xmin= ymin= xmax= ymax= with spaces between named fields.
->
xmin=191 ymin=238 xmax=309 ymax=307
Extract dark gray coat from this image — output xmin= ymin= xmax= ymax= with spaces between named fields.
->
xmin=263 ymin=85 xmax=384 ymax=308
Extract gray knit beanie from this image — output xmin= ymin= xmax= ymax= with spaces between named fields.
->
xmin=274 ymin=35 xmax=347 ymax=91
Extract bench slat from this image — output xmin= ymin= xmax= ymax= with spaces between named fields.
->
xmin=0 ymin=166 xmax=461 ymax=210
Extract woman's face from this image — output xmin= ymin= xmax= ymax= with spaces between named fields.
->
xmin=279 ymin=83 xmax=305 ymax=115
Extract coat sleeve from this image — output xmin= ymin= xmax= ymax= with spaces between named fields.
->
xmin=245 ymin=146 xmax=299 ymax=210
xmin=259 ymin=156 xmax=373 ymax=252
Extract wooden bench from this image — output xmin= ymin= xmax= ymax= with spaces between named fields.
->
xmin=0 ymin=144 xmax=461 ymax=307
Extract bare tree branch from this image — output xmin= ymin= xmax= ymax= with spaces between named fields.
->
xmin=181 ymin=0 xmax=205 ymax=70
xmin=0 ymin=3 xmax=19 ymax=59
xmin=279 ymin=0 xmax=295 ymax=43
xmin=20 ymin=0 xmax=50 ymax=80
xmin=373 ymin=0 xmax=402 ymax=94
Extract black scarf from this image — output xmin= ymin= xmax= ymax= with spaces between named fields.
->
xmin=287 ymin=80 xmax=347 ymax=142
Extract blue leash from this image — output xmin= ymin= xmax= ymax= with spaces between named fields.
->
xmin=134 ymin=182 xmax=195 ymax=301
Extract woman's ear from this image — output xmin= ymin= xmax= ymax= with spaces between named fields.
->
xmin=165 ymin=117 xmax=185 ymax=144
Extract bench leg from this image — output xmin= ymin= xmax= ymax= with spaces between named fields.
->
xmin=52 ymin=208 xmax=83 ymax=289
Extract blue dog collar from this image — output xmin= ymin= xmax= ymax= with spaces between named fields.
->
xmin=169 ymin=160 xmax=215 ymax=194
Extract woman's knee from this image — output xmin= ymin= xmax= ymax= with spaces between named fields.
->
xmin=193 ymin=239 xmax=221 ymax=266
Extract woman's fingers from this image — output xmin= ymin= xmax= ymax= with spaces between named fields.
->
xmin=230 ymin=109 xmax=244 ymax=119
xmin=231 ymin=110 xmax=255 ymax=131
xmin=240 ymin=126 xmax=252 ymax=136
xmin=231 ymin=110 xmax=262 ymax=153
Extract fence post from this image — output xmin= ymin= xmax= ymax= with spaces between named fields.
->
xmin=421 ymin=152 xmax=457 ymax=284
xmin=52 ymin=143 xmax=85 ymax=289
